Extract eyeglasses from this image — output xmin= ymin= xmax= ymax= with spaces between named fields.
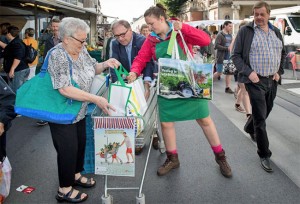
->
xmin=113 ymin=29 xmax=129 ymax=39
xmin=70 ymin=36 xmax=87 ymax=44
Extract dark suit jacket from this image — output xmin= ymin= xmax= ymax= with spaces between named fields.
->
xmin=110 ymin=32 xmax=154 ymax=83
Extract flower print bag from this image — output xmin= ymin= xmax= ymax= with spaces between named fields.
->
xmin=15 ymin=48 xmax=82 ymax=124
xmin=158 ymin=30 xmax=213 ymax=100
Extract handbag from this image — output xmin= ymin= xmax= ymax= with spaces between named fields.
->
xmin=158 ymin=30 xmax=213 ymax=100
xmin=223 ymin=60 xmax=237 ymax=75
xmin=15 ymin=48 xmax=82 ymax=124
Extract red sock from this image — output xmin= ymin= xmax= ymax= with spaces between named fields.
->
xmin=167 ymin=149 xmax=177 ymax=154
xmin=211 ymin=144 xmax=223 ymax=153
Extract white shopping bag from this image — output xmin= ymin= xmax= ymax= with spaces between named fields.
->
xmin=108 ymin=83 xmax=131 ymax=116
xmin=126 ymin=77 xmax=148 ymax=116
xmin=0 ymin=157 xmax=12 ymax=202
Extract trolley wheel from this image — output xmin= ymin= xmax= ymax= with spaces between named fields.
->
xmin=101 ymin=194 xmax=113 ymax=204
xmin=136 ymin=193 xmax=145 ymax=204
xmin=159 ymin=140 xmax=166 ymax=154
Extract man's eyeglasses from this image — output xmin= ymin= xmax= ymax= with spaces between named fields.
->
xmin=113 ymin=29 xmax=129 ymax=39
xmin=70 ymin=36 xmax=87 ymax=44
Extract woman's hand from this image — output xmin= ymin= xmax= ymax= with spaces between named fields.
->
xmin=105 ymin=58 xmax=120 ymax=68
xmin=95 ymin=96 xmax=116 ymax=115
xmin=173 ymin=21 xmax=183 ymax=31
xmin=127 ymin=72 xmax=138 ymax=83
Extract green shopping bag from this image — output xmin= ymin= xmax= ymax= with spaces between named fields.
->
xmin=15 ymin=48 xmax=82 ymax=124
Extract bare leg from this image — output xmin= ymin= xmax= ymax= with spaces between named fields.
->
xmin=213 ymin=72 xmax=222 ymax=80
xmin=240 ymin=83 xmax=251 ymax=115
xmin=157 ymin=122 xmax=179 ymax=176
xmin=196 ymin=116 xmax=220 ymax=146
xmin=196 ymin=116 xmax=232 ymax=178
xmin=225 ymin=75 xmax=232 ymax=88
xmin=130 ymin=153 xmax=134 ymax=162
xmin=161 ymin=122 xmax=177 ymax=151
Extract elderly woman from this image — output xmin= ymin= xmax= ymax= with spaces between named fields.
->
xmin=47 ymin=17 xmax=120 ymax=203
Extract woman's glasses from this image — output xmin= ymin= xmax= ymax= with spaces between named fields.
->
xmin=70 ymin=36 xmax=87 ymax=44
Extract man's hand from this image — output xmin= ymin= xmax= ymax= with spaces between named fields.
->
xmin=248 ymin=71 xmax=259 ymax=83
xmin=9 ymin=69 xmax=15 ymax=78
xmin=273 ymin=73 xmax=280 ymax=82
xmin=0 ymin=122 xmax=4 ymax=136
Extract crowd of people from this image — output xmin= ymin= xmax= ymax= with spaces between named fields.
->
xmin=0 ymin=0 xmax=286 ymax=203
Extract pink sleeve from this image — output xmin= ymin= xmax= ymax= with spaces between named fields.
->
xmin=180 ymin=23 xmax=211 ymax=47
xmin=131 ymin=39 xmax=154 ymax=76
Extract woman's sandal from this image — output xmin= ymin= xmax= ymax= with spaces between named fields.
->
xmin=74 ymin=175 xmax=96 ymax=188
xmin=56 ymin=188 xmax=88 ymax=203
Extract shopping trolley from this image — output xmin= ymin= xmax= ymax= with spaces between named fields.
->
xmin=91 ymin=84 xmax=165 ymax=204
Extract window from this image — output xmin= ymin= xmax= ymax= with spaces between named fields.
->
xmin=289 ymin=17 xmax=300 ymax=33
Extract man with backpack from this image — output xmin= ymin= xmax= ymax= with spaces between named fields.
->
xmin=0 ymin=26 xmax=29 ymax=93
xmin=23 ymin=28 xmax=38 ymax=80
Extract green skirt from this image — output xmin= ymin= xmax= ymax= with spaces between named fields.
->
xmin=158 ymin=96 xmax=209 ymax=122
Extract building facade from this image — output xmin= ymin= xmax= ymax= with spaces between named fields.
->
xmin=180 ymin=0 xmax=300 ymax=22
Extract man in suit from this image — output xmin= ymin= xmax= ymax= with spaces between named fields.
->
xmin=110 ymin=20 xmax=156 ymax=153
xmin=110 ymin=20 xmax=154 ymax=100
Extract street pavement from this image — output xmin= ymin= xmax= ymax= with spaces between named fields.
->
xmin=4 ymin=69 xmax=300 ymax=204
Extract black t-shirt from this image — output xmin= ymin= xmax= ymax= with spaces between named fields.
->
xmin=3 ymin=37 xmax=28 ymax=73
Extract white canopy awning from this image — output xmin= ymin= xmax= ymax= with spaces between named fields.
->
xmin=186 ymin=20 xmax=243 ymax=27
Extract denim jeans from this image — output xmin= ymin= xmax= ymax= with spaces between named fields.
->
xmin=8 ymin=68 xmax=29 ymax=93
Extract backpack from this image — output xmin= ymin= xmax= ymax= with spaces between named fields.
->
xmin=22 ymin=42 xmax=38 ymax=64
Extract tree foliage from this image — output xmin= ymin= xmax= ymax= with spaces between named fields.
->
xmin=162 ymin=0 xmax=189 ymax=17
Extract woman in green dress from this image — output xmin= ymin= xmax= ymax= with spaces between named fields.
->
xmin=128 ymin=4 xmax=232 ymax=178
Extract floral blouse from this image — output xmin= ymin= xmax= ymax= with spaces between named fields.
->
xmin=47 ymin=43 xmax=97 ymax=123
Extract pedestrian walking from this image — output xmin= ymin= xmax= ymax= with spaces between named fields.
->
xmin=127 ymin=3 xmax=232 ymax=178
xmin=214 ymin=21 xmax=234 ymax=94
xmin=229 ymin=21 xmax=251 ymax=116
xmin=0 ymin=26 xmax=29 ymax=93
xmin=232 ymin=1 xmax=286 ymax=172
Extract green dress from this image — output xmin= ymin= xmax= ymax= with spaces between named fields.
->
xmin=156 ymin=40 xmax=209 ymax=122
